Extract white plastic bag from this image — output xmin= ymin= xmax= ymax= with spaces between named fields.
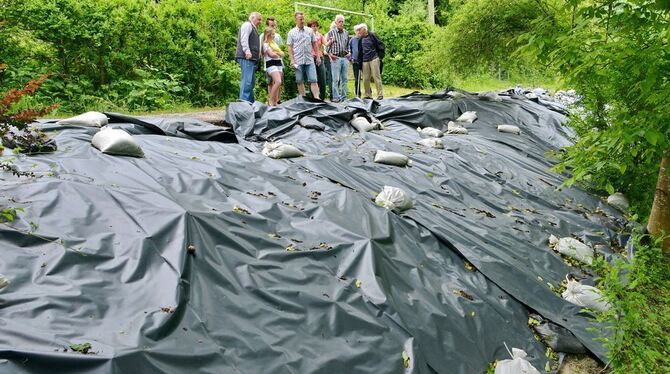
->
xmin=350 ymin=117 xmax=382 ymax=132
xmin=548 ymin=235 xmax=594 ymax=265
xmin=562 ymin=278 xmax=611 ymax=313
xmin=416 ymin=138 xmax=444 ymax=149
xmin=261 ymin=142 xmax=304 ymax=159
xmin=0 ymin=274 xmax=8 ymax=290
xmin=446 ymin=121 xmax=469 ymax=135
xmin=373 ymin=150 xmax=410 ymax=167
xmin=494 ymin=348 xmax=540 ymax=374
xmin=607 ymin=192 xmax=629 ymax=213
xmin=91 ymin=128 xmax=144 ymax=157
xmin=375 ymin=186 xmax=413 ymax=212
xmin=57 ymin=111 xmax=108 ymax=127
xmin=497 ymin=125 xmax=521 ymax=135
xmin=417 ymin=127 xmax=443 ymax=137
xmin=479 ymin=91 xmax=503 ymax=102
xmin=456 ymin=111 xmax=477 ymax=123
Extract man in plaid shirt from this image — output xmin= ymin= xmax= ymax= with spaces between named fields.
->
xmin=325 ymin=15 xmax=350 ymax=102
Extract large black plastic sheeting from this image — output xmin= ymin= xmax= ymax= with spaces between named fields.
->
xmin=0 ymin=91 xmax=626 ymax=373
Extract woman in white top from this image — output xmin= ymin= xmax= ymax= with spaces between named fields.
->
xmin=263 ymin=27 xmax=284 ymax=106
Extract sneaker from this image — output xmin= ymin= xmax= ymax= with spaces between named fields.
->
xmin=363 ymin=96 xmax=373 ymax=100
xmin=376 ymin=96 xmax=384 ymax=100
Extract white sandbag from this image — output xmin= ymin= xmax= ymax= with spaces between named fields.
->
xmin=494 ymin=348 xmax=540 ymax=374
xmin=0 ymin=274 xmax=8 ymax=290
xmin=417 ymin=127 xmax=443 ymax=138
xmin=562 ymin=278 xmax=611 ymax=312
xmin=350 ymin=117 xmax=381 ymax=132
xmin=497 ymin=125 xmax=521 ymax=135
xmin=532 ymin=88 xmax=547 ymax=96
xmin=446 ymin=121 xmax=469 ymax=135
xmin=456 ymin=111 xmax=477 ymax=123
xmin=91 ymin=128 xmax=144 ymax=157
xmin=416 ymin=138 xmax=444 ymax=149
xmin=373 ymin=150 xmax=410 ymax=167
xmin=607 ymin=192 xmax=629 ymax=212
xmin=548 ymin=236 xmax=594 ymax=265
xmin=447 ymin=90 xmax=466 ymax=98
xmin=261 ymin=142 xmax=304 ymax=159
xmin=57 ymin=111 xmax=108 ymax=127
xmin=478 ymin=91 xmax=503 ymax=102
xmin=375 ymin=186 xmax=413 ymax=212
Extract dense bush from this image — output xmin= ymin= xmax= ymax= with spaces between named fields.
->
xmin=0 ymin=0 xmax=559 ymax=112
xmin=418 ymin=0 xmax=550 ymax=85
xmin=376 ymin=17 xmax=436 ymax=88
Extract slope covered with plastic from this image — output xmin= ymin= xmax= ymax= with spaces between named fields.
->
xmin=0 ymin=91 xmax=624 ymax=373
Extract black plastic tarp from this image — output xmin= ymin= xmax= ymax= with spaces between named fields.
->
xmin=0 ymin=91 xmax=624 ymax=373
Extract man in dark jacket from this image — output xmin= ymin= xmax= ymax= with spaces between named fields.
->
xmin=356 ymin=23 xmax=384 ymax=100
xmin=235 ymin=12 xmax=262 ymax=103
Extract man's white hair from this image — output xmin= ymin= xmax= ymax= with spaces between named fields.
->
xmin=335 ymin=14 xmax=345 ymax=22
xmin=249 ymin=12 xmax=261 ymax=22
xmin=353 ymin=24 xmax=363 ymax=32
xmin=359 ymin=23 xmax=368 ymax=32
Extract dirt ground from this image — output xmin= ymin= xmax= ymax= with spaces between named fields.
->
xmin=559 ymin=355 xmax=607 ymax=374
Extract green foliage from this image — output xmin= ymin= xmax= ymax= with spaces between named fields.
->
xmin=592 ymin=234 xmax=670 ymax=373
xmin=419 ymin=0 xmax=550 ymax=86
xmin=520 ymin=0 xmax=670 ymax=219
xmin=376 ymin=17 xmax=436 ymax=88
xmin=0 ymin=0 xmax=560 ymax=112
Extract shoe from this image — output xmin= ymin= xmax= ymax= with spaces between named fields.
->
xmin=363 ymin=96 xmax=373 ymax=100
xmin=331 ymin=99 xmax=340 ymax=103
xmin=376 ymin=96 xmax=384 ymax=100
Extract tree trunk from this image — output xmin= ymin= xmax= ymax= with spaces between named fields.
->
xmin=427 ymin=0 xmax=435 ymax=25
xmin=647 ymin=153 xmax=670 ymax=253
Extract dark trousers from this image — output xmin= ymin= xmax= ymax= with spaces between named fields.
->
xmin=352 ymin=62 xmax=361 ymax=98
xmin=323 ymin=57 xmax=333 ymax=99
xmin=315 ymin=57 xmax=327 ymax=100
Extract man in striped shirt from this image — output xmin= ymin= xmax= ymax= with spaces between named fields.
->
xmin=326 ymin=15 xmax=350 ymax=102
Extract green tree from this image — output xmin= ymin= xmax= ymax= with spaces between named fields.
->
xmin=520 ymin=0 xmax=670 ymax=241
xmin=419 ymin=0 xmax=548 ymax=84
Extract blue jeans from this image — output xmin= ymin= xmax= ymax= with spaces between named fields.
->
xmin=331 ymin=57 xmax=348 ymax=101
xmin=238 ymin=58 xmax=257 ymax=103
xmin=295 ymin=63 xmax=317 ymax=83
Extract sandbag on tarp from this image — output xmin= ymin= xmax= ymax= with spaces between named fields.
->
xmin=225 ymin=93 xmax=626 ymax=365
xmin=0 ymin=91 xmax=627 ymax=373
xmin=0 ymin=124 xmax=551 ymax=373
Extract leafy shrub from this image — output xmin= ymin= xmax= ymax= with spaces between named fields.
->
xmin=0 ymin=74 xmax=57 ymax=153
xmin=593 ymin=233 xmax=670 ymax=373
xmin=376 ymin=17 xmax=436 ymax=88
xmin=419 ymin=0 xmax=549 ymax=85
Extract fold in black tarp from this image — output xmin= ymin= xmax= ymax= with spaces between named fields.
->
xmin=0 ymin=92 xmax=624 ymax=373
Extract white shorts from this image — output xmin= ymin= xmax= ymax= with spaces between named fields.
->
xmin=266 ymin=66 xmax=283 ymax=75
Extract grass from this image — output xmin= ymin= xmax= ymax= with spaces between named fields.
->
xmin=46 ymin=73 xmax=563 ymax=118
xmin=593 ymin=234 xmax=670 ymax=373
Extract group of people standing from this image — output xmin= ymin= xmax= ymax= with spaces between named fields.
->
xmin=235 ymin=12 xmax=385 ymax=106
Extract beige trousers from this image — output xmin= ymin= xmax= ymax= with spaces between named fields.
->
xmin=361 ymin=57 xmax=383 ymax=98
